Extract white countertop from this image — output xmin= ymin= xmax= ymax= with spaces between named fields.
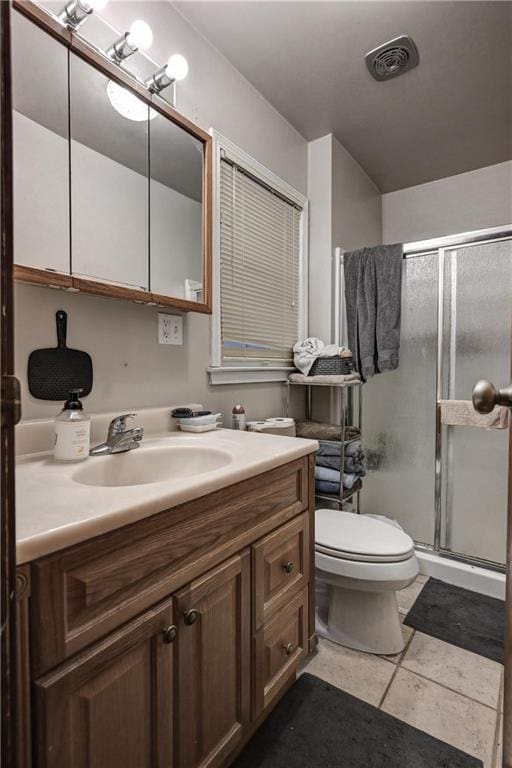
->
xmin=16 ymin=428 xmax=317 ymax=565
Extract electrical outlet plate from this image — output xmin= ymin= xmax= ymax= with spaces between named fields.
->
xmin=158 ymin=313 xmax=183 ymax=345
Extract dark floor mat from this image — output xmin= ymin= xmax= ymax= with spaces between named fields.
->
xmin=404 ymin=577 xmax=504 ymax=664
xmin=233 ymin=673 xmax=482 ymax=768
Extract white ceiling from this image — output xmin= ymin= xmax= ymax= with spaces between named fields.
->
xmin=175 ymin=1 xmax=512 ymax=192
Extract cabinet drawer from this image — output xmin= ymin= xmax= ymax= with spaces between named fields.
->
xmin=29 ymin=457 xmax=308 ymax=675
xmin=253 ymin=588 xmax=308 ymax=717
xmin=253 ymin=513 xmax=309 ymax=629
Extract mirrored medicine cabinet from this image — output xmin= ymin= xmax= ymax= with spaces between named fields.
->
xmin=11 ymin=1 xmax=212 ymax=313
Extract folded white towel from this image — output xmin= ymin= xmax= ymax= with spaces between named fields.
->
xmin=440 ymin=400 xmax=509 ymax=429
xmin=289 ymin=372 xmax=361 ymax=386
xmin=293 ymin=337 xmax=350 ymax=375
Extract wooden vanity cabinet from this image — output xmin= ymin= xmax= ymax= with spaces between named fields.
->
xmin=17 ymin=456 xmax=315 ymax=768
xmin=33 ymin=599 xmax=175 ymax=768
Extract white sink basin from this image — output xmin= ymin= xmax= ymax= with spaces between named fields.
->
xmin=72 ymin=444 xmax=233 ymax=487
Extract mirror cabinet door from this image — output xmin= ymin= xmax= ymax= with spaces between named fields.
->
xmin=149 ymin=113 xmax=204 ymax=303
xmin=12 ymin=12 xmax=70 ymax=274
xmin=69 ymin=55 xmax=150 ymax=291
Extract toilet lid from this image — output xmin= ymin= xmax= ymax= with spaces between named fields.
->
xmin=315 ymin=509 xmax=415 ymax=563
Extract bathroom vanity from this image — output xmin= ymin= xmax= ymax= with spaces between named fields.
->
xmin=14 ymin=427 xmax=317 ymax=768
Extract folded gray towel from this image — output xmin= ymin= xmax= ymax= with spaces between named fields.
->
xmin=345 ymin=440 xmax=363 ymax=457
xmin=316 ymin=455 xmax=342 ymax=471
xmin=316 ymin=455 xmax=366 ymax=476
xmin=315 ymin=478 xmax=363 ymax=496
xmin=316 ymin=438 xmax=362 ymax=457
xmin=296 ymin=422 xmax=361 ymax=442
xmin=344 ymin=244 xmax=403 ymax=381
xmin=315 ymin=466 xmax=341 ymax=483
xmin=315 ymin=466 xmax=359 ymax=489
xmin=316 ymin=479 xmax=340 ymax=494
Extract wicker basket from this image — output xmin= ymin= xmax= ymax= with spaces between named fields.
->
xmin=309 ymin=356 xmax=353 ymax=376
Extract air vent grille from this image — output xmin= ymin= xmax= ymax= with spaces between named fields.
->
xmin=365 ymin=35 xmax=419 ymax=81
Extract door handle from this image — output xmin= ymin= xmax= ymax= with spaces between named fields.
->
xmin=472 ymin=380 xmax=512 ymax=414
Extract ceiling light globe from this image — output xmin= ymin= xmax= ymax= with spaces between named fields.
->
xmin=166 ymin=53 xmax=188 ymax=81
xmin=107 ymin=80 xmax=157 ymax=122
xmin=127 ymin=20 xmax=153 ymax=51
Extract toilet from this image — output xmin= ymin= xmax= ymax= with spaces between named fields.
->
xmin=315 ymin=508 xmax=419 ymax=655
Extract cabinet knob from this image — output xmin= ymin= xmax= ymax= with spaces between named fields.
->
xmin=162 ymin=625 xmax=177 ymax=644
xmin=184 ymin=608 xmax=199 ymax=626
xmin=282 ymin=642 xmax=294 ymax=656
xmin=282 ymin=561 xmax=294 ymax=574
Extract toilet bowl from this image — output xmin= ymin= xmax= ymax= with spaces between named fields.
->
xmin=315 ymin=509 xmax=419 ymax=655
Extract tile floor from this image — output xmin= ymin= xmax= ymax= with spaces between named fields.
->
xmin=302 ymin=575 xmax=504 ymax=768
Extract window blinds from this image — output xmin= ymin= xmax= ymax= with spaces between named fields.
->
xmin=220 ymin=158 xmax=302 ymax=364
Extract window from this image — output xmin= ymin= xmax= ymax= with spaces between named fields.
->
xmin=209 ymin=132 xmax=308 ymax=385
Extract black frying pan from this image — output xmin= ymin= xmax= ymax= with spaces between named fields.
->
xmin=28 ymin=310 xmax=93 ymax=400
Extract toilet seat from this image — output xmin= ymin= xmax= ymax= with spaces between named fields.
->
xmin=315 ymin=509 xmax=415 ymax=564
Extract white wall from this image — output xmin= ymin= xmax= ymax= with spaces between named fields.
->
xmin=307 ymin=136 xmax=332 ymax=341
xmin=15 ymin=1 xmax=308 ymax=421
xmin=332 ymin=137 xmax=382 ymax=254
xmin=307 ymin=134 xmax=382 ymax=343
xmin=15 ymin=282 xmax=305 ymax=421
xmin=383 ymin=161 xmax=512 ymax=243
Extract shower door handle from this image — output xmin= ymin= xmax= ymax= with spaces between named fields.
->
xmin=472 ymin=380 xmax=512 ymax=413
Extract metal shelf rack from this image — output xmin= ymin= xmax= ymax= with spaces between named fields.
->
xmin=285 ymin=378 xmax=363 ymax=511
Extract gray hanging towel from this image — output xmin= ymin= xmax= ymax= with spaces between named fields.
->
xmin=344 ymin=243 xmax=403 ymax=381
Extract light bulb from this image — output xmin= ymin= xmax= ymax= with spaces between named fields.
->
xmin=126 ymin=20 xmax=153 ymax=51
xmin=166 ymin=53 xmax=188 ymax=81
xmin=83 ymin=0 xmax=108 ymax=11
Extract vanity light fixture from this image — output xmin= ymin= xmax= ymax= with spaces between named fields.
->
xmin=107 ymin=20 xmax=153 ymax=64
xmin=146 ymin=53 xmax=189 ymax=94
xmin=58 ymin=0 xmax=108 ymax=29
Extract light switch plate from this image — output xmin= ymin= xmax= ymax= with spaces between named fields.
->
xmin=158 ymin=313 xmax=183 ymax=345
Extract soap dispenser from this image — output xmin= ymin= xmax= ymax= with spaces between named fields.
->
xmin=54 ymin=389 xmax=90 ymax=461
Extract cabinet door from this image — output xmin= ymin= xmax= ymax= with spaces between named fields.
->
xmin=12 ymin=12 xmax=70 ymax=274
xmin=175 ymin=552 xmax=251 ymax=768
xmin=69 ymin=54 xmax=149 ymax=291
xmin=34 ymin=598 xmax=175 ymax=768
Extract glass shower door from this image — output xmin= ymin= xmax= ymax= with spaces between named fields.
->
xmin=362 ymin=254 xmax=438 ymax=545
xmin=440 ymin=239 xmax=512 ymax=565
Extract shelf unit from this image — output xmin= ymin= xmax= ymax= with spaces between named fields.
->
xmin=286 ymin=378 xmax=363 ymax=511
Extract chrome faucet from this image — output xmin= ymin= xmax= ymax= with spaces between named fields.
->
xmin=90 ymin=413 xmax=144 ymax=456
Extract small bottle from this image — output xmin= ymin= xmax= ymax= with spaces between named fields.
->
xmin=232 ymin=404 xmax=246 ymax=431
xmin=54 ymin=390 xmax=90 ymax=461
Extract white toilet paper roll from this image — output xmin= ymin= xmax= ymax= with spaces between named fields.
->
xmin=247 ymin=421 xmax=267 ymax=432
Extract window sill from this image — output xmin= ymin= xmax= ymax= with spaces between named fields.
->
xmin=207 ymin=366 xmax=294 ymax=385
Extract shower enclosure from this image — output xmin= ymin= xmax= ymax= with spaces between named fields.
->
xmin=340 ymin=226 xmax=512 ymax=573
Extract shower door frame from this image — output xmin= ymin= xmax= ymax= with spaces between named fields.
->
xmin=403 ymin=224 xmax=512 ymax=572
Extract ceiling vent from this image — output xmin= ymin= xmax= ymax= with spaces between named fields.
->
xmin=365 ymin=35 xmax=419 ymax=81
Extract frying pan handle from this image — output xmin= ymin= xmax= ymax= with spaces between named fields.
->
xmin=56 ymin=310 xmax=67 ymax=348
